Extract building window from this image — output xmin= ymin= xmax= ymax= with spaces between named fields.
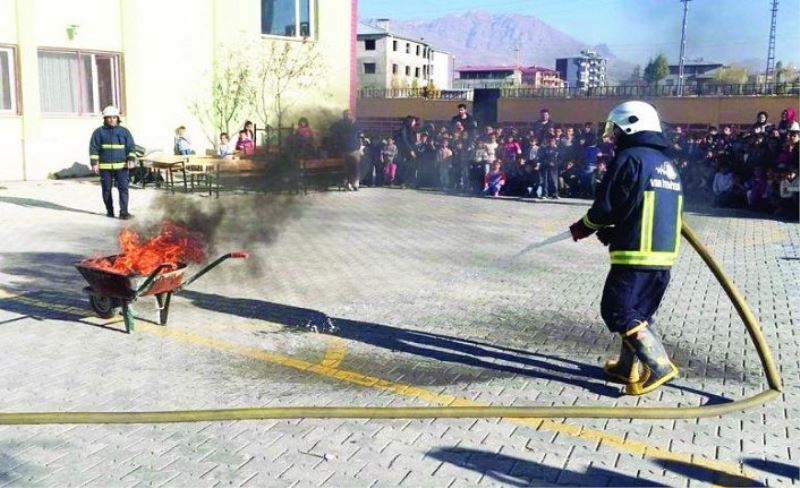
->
xmin=364 ymin=63 xmax=376 ymax=74
xmin=38 ymin=50 xmax=121 ymax=115
xmin=261 ymin=0 xmax=313 ymax=38
xmin=393 ymin=40 xmax=398 ymax=51
xmin=0 ymin=46 xmax=17 ymax=113
xmin=405 ymin=43 xmax=410 ymax=54
xmin=416 ymin=46 xmax=420 ymax=56
xmin=392 ymin=64 xmax=398 ymax=75
xmin=364 ymin=39 xmax=376 ymax=51
xmin=414 ymin=67 xmax=420 ymax=78
xmin=405 ymin=66 xmax=410 ymax=76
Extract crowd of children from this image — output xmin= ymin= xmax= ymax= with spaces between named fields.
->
xmin=357 ymin=106 xmax=615 ymax=200
xmin=354 ymin=106 xmax=798 ymax=219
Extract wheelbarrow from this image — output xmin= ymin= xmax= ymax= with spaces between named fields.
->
xmin=75 ymin=251 xmax=248 ymax=333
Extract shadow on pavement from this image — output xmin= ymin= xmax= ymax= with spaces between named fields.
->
xmin=654 ymin=459 xmax=764 ymax=487
xmin=0 ymin=196 xmax=103 ymax=216
xmin=181 ymin=290 xmax=625 ymax=397
xmin=0 ymin=252 xmax=127 ymax=333
xmin=741 ymin=458 xmax=799 ymax=482
xmin=428 ymin=447 xmax=666 ymax=487
xmin=0 ymin=252 xmax=736 ymax=403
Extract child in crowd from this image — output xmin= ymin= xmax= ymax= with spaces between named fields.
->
xmin=502 ymin=135 xmax=522 ymax=165
xmin=483 ymin=160 xmax=506 ymax=197
xmin=236 ymin=129 xmax=255 ymax=157
xmin=174 ymin=126 xmax=194 ymax=155
xmin=435 ymin=139 xmax=453 ymax=190
xmin=382 ymin=137 xmax=398 ymax=186
xmin=712 ymin=163 xmax=736 ymax=207
xmin=217 ymin=132 xmax=234 ymax=159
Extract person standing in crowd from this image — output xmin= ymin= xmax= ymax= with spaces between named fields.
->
xmin=452 ymin=103 xmax=477 ymax=140
xmin=581 ymin=122 xmax=597 ymax=147
xmin=381 ymin=137 xmax=398 ymax=186
xmin=89 ymin=106 xmax=136 ymax=219
xmin=579 ymin=134 xmax=600 ymax=197
xmin=752 ymin=111 xmax=770 ymax=134
xmin=293 ymin=117 xmax=315 ymax=160
xmin=330 ymin=110 xmax=361 ymax=191
xmin=435 ymin=139 xmax=453 ymax=191
xmin=416 ymin=132 xmax=435 ymax=187
xmin=569 ymin=100 xmax=682 ymax=396
xmin=532 ymin=108 xmax=554 ymax=141
xmin=395 ymin=115 xmax=418 ymax=189
xmin=538 ymin=135 xmax=561 ymax=199
xmin=777 ymin=108 xmax=796 ymax=135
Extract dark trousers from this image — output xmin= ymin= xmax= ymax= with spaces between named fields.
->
xmin=402 ymin=158 xmax=419 ymax=187
xmin=541 ymin=165 xmax=559 ymax=196
xmin=100 ymin=168 xmax=129 ymax=215
xmin=600 ymin=266 xmax=671 ymax=334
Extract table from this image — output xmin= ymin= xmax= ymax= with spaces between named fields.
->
xmin=139 ymin=154 xmax=189 ymax=193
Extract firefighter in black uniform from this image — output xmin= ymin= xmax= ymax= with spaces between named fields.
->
xmin=569 ymin=101 xmax=683 ymax=395
xmin=89 ymin=106 xmax=136 ymax=219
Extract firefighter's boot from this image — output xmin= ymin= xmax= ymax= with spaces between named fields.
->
xmin=623 ymin=323 xmax=678 ymax=395
xmin=603 ymin=341 xmax=646 ymax=384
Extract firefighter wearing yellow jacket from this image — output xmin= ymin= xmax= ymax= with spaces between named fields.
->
xmin=89 ymin=106 xmax=136 ymax=219
xmin=569 ymin=101 xmax=683 ymax=396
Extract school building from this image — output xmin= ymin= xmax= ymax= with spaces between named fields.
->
xmin=0 ymin=0 xmax=357 ymax=181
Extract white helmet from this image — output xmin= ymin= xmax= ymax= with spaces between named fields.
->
xmin=789 ymin=121 xmax=800 ymax=133
xmin=101 ymin=106 xmax=120 ymax=118
xmin=603 ymin=101 xmax=662 ymax=138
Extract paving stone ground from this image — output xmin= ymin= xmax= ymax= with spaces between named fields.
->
xmin=0 ymin=180 xmax=797 ymax=487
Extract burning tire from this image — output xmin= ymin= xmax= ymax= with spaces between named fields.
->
xmin=89 ymin=293 xmax=120 ymax=319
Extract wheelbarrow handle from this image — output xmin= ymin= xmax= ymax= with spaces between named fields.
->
xmin=178 ymin=251 xmax=248 ymax=291
xmin=134 ymin=263 xmax=173 ymax=298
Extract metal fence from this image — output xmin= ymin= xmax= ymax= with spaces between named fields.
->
xmin=358 ymin=88 xmax=473 ymax=101
xmin=359 ymin=83 xmax=800 ymax=100
xmin=502 ymin=83 xmax=800 ymax=98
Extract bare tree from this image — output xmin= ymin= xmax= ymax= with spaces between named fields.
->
xmin=189 ymin=46 xmax=254 ymax=147
xmin=255 ymin=41 xmax=322 ymax=150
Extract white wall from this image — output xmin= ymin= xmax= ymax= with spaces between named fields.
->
xmin=1 ymin=0 xmax=354 ymax=180
xmin=0 ymin=0 xmax=16 ymax=43
xmin=357 ymin=36 xmax=389 ymax=89
xmin=386 ymin=36 xmax=430 ymax=87
xmin=431 ymin=50 xmax=452 ymax=90
xmin=0 ymin=119 xmax=24 ymax=180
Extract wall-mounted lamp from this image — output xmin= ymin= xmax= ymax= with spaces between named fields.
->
xmin=66 ymin=24 xmax=79 ymax=40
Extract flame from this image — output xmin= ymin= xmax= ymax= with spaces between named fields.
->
xmin=83 ymin=222 xmax=207 ymax=276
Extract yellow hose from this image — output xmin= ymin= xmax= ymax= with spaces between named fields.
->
xmin=0 ymin=223 xmax=782 ymax=424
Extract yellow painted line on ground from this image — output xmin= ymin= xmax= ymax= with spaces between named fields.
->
xmin=0 ymin=290 xmax=754 ymax=482
xmin=135 ymin=321 xmax=753 ymax=482
xmin=320 ymin=336 xmax=347 ymax=369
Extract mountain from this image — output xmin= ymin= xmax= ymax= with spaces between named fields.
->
xmin=362 ymin=11 xmax=635 ymax=82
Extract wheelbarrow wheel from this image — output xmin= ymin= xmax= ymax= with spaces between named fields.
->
xmin=89 ymin=294 xmax=119 ymax=319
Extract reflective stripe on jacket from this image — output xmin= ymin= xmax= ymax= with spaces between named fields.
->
xmin=580 ymin=131 xmax=683 ymax=269
xmin=89 ymin=124 xmax=136 ymax=167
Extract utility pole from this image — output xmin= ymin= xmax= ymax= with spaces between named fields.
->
xmin=765 ymin=0 xmax=778 ymax=87
xmin=677 ymin=0 xmax=691 ymax=96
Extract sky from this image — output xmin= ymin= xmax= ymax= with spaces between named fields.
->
xmin=359 ymin=0 xmax=800 ymax=67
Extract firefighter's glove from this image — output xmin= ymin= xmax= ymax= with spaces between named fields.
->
xmin=569 ymin=220 xmax=595 ymax=242
xmin=597 ymin=227 xmax=614 ymax=246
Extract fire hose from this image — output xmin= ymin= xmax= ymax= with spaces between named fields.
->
xmin=0 ymin=222 xmax=782 ymax=424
